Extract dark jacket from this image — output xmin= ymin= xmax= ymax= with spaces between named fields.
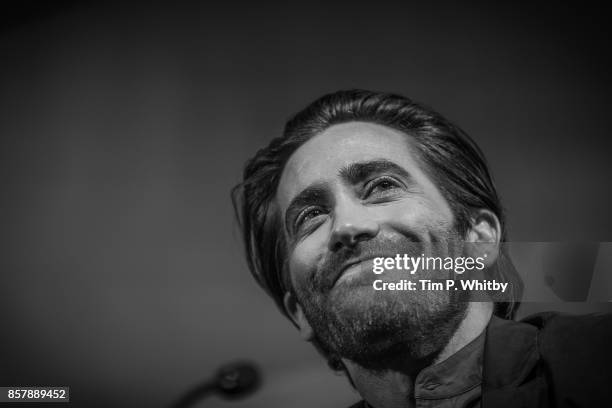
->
xmin=348 ymin=312 xmax=612 ymax=408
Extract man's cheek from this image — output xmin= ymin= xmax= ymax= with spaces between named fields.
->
xmin=297 ymin=228 xmax=329 ymax=261
xmin=288 ymin=243 xmax=323 ymax=290
xmin=379 ymin=201 xmax=422 ymax=225
xmin=387 ymin=202 xmax=453 ymax=237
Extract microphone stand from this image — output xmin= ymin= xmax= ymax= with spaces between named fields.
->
xmin=172 ymin=380 xmax=217 ymax=408
xmin=171 ymin=361 xmax=261 ymax=408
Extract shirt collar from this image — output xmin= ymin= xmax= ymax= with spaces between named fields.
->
xmin=414 ymin=329 xmax=485 ymax=399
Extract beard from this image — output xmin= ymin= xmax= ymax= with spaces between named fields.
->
xmin=292 ymin=229 xmax=470 ymax=373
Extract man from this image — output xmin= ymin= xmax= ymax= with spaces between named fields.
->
xmin=232 ymin=90 xmax=611 ymax=407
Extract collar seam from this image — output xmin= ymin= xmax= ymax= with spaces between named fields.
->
xmin=415 ymin=381 xmax=481 ymax=400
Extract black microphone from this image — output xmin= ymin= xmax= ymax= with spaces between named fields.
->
xmin=171 ymin=361 xmax=261 ymax=408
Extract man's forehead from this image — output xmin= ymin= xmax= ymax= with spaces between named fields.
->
xmin=276 ymin=122 xmax=416 ymax=210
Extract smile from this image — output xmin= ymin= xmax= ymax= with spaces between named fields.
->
xmin=335 ymin=258 xmax=376 ymax=285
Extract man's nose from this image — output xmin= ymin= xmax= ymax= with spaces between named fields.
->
xmin=328 ymin=201 xmax=380 ymax=251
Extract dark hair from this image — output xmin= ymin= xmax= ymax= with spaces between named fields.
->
xmin=232 ymin=89 xmax=523 ymax=327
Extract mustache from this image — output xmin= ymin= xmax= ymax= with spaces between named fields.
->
xmin=314 ymin=235 xmax=424 ymax=292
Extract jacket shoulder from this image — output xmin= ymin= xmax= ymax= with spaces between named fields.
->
xmin=522 ymin=311 xmax=612 ymax=404
xmin=522 ymin=311 xmax=612 ymax=350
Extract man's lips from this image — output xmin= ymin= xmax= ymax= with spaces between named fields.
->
xmin=333 ymin=257 xmax=377 ymax=286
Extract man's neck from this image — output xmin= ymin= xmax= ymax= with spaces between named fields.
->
xmin=343 ymin=302 xmax=494 ymax=408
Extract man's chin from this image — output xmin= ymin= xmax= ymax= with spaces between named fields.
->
xmin=342 ymin=335 xmax=444 ymax=373
xmin=305 ymin=288 xmax=468 ymax=372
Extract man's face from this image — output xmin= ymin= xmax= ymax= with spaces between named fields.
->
xmin=276 ymin=122 xmax=469 ymax=369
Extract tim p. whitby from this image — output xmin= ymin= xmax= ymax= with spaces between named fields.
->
xmin=371 ymin=254 xmax=509 ymax=293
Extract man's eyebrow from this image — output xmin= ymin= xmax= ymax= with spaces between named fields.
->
xmin=338 ymin=159 xmax=413 ymax=185
xmin=284 ymin=183 xmax=329 ymax=234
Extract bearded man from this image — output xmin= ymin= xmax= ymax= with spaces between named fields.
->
xmin=232 ymin=90 xmax=611 ymax=408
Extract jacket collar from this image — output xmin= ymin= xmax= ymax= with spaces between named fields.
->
xmin=482 ymin=316 xmax=547 ymax=407
xmin=483 ymin=315 xmax=540 ymax=388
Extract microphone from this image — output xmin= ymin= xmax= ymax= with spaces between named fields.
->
xmin=171 ymin=361 xmax=261 ymax=408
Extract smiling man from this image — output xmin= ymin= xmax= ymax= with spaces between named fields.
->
xmin=232 ymin=90 xmax=611 ymax=408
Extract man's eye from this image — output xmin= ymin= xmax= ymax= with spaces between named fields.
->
xmin=364 ymin=177 xmax=401 ymax=197
xmin=295 ymin=207 xmax=325 ymax=230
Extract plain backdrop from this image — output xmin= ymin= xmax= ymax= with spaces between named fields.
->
xmin=1 ymin=2 xmax=611 ymax=407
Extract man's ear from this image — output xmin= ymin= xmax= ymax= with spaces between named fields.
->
xmin=464 ymin=209 xmax=501 ymax=267
xmin=283 ymin=291 xmax=315 ymax=341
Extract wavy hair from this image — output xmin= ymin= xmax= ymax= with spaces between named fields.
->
xmin=232 ymin=89 xmax=523 ymax=333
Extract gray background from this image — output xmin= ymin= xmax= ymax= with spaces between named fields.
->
xmin=1 ymin=1 xmax=611 ymax=407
